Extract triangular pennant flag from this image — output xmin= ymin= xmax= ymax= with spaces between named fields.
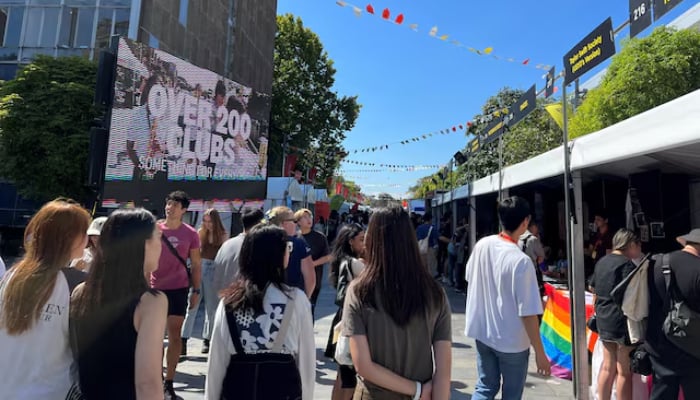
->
xmin=507 ymin=58 xmax=515 ymax=62
xmin=353 ymin=7 xmax=362 ymax=17
xmin=476 ymin=50 xmax=483 ymax=55
xmin=483 ymin=47 xmax=493 ymax=55
xmin=366 ymin=4 xmax=375 ymax=14
xmin=451 ymin=40 xmax=461 ymax=46
xmin=395 ymin=14 xmax=404 ymax=24
xmin=409 ymin=23 xmax=418 ymax=31
xmin=336 ymin=0 xmax=348 ymax=6
xmin=459 ymin=125 xmax=464 ymax=130
xmin=522 ymin=58 xmax=530 ymax=65
xmin=452 ymin=126 xmax=457 ymax=132
xmin=467 ymin=47 xmax=477 ymax=53
xmin=429 ymin=26 xmax=438 ymax=37
xmin=439 ymin=34 xmax=449 ymax=41
xmin=382 ymin=8 xmax=390 ymax=19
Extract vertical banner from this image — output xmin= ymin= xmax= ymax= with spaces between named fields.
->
xmin=545 ymin=67 xmax=556 ymax=98
xmin=563 ymin=18 xmax=616 ymax=85
xmin=284 ymin=154 xmax=298 ymax=177
xmin=653 ymin=0 xmax=683 ymax=21
xmin=629 ymin=0 xmax=652 ymax=38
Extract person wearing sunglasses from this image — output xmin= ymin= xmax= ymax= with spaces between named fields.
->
xmin=267 ymin=207 xmax=315 ymax=298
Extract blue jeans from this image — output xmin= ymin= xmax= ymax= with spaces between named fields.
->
xmin=473 ymin=340 xmax=530 ymax=400
xmin=181 ymin=259 xmax=218 ymax=340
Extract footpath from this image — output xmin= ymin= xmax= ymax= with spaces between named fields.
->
xmin=173 ymin=269 xmax=575 ymax=399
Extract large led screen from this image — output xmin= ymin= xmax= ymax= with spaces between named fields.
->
xmin=102 ymin=37 xmax=269 ymax=207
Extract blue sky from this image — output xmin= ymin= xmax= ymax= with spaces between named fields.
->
xmin=276 ymin=0 xmax=697 ymax=198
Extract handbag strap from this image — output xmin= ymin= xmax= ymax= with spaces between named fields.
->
xmin=225 ymin=307 xmax=247 ymax=355
xmin=161 ymin=234 xmax=188 ymax=269
xmin=271 ymin=290 xmax=296 ymax=352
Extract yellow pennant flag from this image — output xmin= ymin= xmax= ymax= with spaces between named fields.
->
xmin=545 ymin=104 xmax=565 ymax=131
xmin=483 ymin=47 xmax=494 ymax=55
xmin=439 ymin=34 xmax=449 ymax=41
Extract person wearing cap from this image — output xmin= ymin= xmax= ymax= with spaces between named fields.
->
xmin=72 ymin=216 xmax=107 ymax=273
xmin=645 ymin=229 xmax=700 ymax=399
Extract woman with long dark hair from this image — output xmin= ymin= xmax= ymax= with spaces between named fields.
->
xmin=205 ymin=224 xmax=315 ymax=400
xmin=70 ymin=208 xmax=167 ymax=399
xmin=343 ymin=205 xmax=452 ymax=400
xmin=182 ymin=208 xmax=228 ymax=355
xmin=0 ymin=199 xmax=91 ymax=398
xmin=324 ymin=224 xmax=366 ymax=400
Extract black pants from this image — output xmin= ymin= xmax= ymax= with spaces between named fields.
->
xmin=650 ymin=357 xmax=700 ymax=400
xmin=436 ymin=245 xmax=447 ymax=275
xmin=310 ymin=265 xmax=324 ymax=318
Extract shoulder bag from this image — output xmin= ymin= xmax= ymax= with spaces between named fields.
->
xmin=161 ymin=235 xmax=192 ymax=287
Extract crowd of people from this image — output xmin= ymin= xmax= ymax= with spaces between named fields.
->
xmin=0 ymin=191 xmax=698 ymax=400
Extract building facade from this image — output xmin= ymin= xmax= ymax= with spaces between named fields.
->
xmin=0 ymin=0 xmax=277 ymax=93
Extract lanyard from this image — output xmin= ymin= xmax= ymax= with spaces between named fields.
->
xmin=499 ymin=232 xmax=518 ymax=245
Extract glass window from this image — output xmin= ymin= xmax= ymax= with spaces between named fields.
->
xmin=64 ymin=0 xmax=97 ymax=5
xmin=0 ymin=0 xmax=28 ymax=4
xmin=4 ymin=6 xmax=22 ymax=47
xmin=24 ymin=8 xmax=42 ymax=47
xmin=39 ymin=7 xmax=59 ymax=47
xmin=95 ymin=7 xmax=112 ymax=49
xmin=58 ymin=7 xmax=77 ymax=47
xmin=148 ymin=32 xmax=158 ymax=49
xmin=179 ymin=0 xmax=187 ymax=26
xmin=113 ymin=8 xmax=128 ymax=37
xmin=101 ymin=0 xmax=131 ymax=6
xmin=75 ymin=7 xmax=94 ymax=47
xmin=0 ymin=8 xmax=7 ymax=45
xmin=29 ymin=0 xmax=60 ymax=4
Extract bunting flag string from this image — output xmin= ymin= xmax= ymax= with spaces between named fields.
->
xmin=335 ymin=1 xmax=552 ymax=71
xmin=347 ymin=121 xmax=472 ymax=153
xmin=341 ymin=159 xmax=441 ymax=169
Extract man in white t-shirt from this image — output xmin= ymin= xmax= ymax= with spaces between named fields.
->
xmin=464 ymin=196 xmax=550 ymax=400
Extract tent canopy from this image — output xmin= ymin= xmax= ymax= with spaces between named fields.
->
xmin=470 ymin=88 xmax=700 ymax=197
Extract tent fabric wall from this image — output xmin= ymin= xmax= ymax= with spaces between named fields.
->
xmin=470 ymin=88 xmax=700 ymax=197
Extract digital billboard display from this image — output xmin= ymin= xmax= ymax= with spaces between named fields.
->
xmin=102 ymin=37 xmax=269 ymax=209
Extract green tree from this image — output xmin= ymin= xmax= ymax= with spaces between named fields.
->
xmin=570 ymin=26 xmax=700 ymax=138
xmin=0 ymin=56 xmax=98 ymax=202
xmin=271 ymin=14 xmax=361 ymax=186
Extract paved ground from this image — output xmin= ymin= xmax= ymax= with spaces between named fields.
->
xmin=172 ymin=269 xmax=575 ymax=399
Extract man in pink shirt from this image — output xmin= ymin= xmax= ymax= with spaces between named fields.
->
xmin=152 ymin=191 xmax=202 ymax=399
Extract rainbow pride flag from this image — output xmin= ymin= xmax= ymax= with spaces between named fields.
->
xmin=540 ymin=284 xmax=598 ymax=380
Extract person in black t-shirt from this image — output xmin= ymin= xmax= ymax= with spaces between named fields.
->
xmin=645 ymin=229 xmax=700 ymax=400
xmin=295 ymin=209 xmax=332 ymax=316
xmin=590 ymin=229 xmax=641 ymax=400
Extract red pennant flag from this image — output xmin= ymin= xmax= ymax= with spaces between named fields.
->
xmin=459 ymin=125 xmax=464 ymax=130
xmin=395 ymin=14 xmax=404 ymax=24
xmin=336 ymin=182 xmax=343 ymax=195
xmin=553 ymin=86 xmax=559 ymax=94
xmin=522 ymin=58 xmax=530 ymax=65
xmin=467 ymin=121 xmax=473 ymax=127
xmin=382 ymin=8 xmax=390 ymax=19
xmin=366 ymin=4 xmax=375 ymax=14
xmin=452 ymin=126 xmax=457 ymax=132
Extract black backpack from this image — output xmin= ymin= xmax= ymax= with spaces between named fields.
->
xmin=660 ymin=254 xmax=700 ymax=360
xmin=220 ymin=291 xmax=302 ymax=400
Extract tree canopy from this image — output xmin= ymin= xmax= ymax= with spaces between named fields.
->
xmin=409 ymin=87 xmax=561 ymax=198
xmin=570 ymin=26 xmax=700 ymax=138
xmin=270 ymin=14 xmax=361 ymax=186
xmin=0 ymin=56 xmax=98 ymax=202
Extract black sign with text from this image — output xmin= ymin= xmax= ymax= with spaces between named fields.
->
xmin=629 ymin=0 xmax=652 ymax=38
xmin=654 ymin=0 xmax=683 ymax=21
xmin=508 ymin=85 xmax=537 ymax=127
xmin=563 ymin=17 xmax=616 ymax=85
xmin=481 ymin=118 xmax=505 ymax=146
xmin=545 ymin=67 xmax=555 ymax=98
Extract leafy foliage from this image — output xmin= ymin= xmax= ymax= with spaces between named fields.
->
xmin=0 ymin=56 xmax=98 ymax=202
xmin=270 ymin=14 xmax=361 ymax=186
xmin=570 ymin=26 xmax=700 ymax=138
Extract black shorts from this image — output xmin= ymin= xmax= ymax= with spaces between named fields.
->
xmin=162 ymin=288 xmax=189 ymax=317
xmin=339 ymin=365 xmax=357 ymax=389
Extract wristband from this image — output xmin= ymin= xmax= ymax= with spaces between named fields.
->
xmin=190 ymin=288 xmax=201 ymax=294
xmin=412 ymin=381 xmax=422 ymax=400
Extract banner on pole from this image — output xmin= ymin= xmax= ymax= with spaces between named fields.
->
xmin=653 ymin=0 xmax=683 ymax=21
xmin=508 ymin=85 xmax=537 ymax=127
xmin=563 ymin=17 xmax=616 ymax=85
xmin=629 ymin=0 xmax=652 ymax=38
xmin=545 ymin=67 xmax=556 ymax=98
